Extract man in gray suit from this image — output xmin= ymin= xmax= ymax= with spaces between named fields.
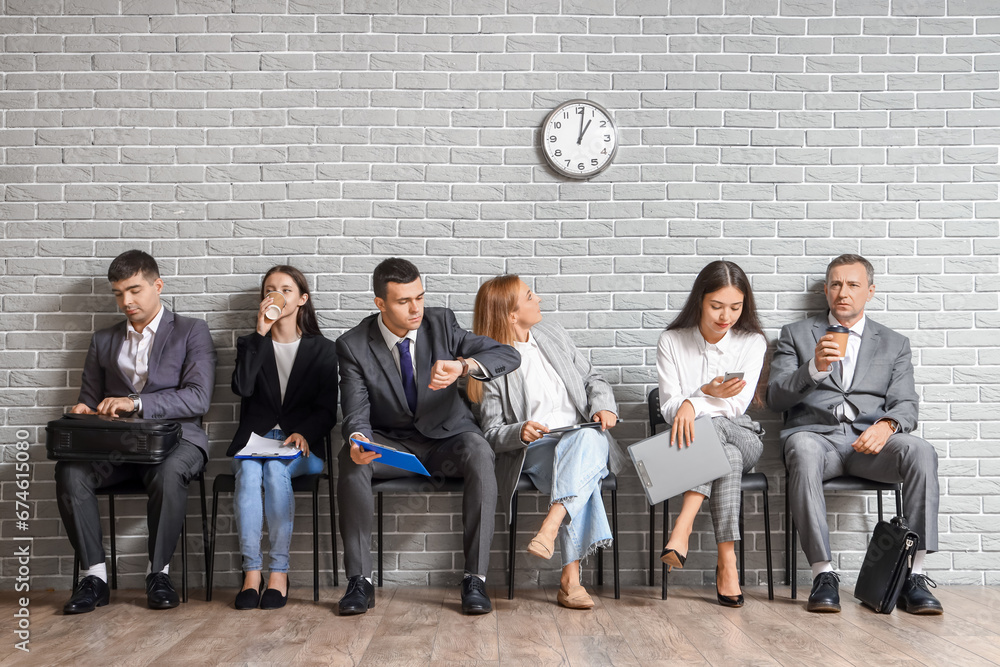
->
xmin=336 ymin=258 xmax=520 ymax=615
xmin=768 ymin=253 xmax=941 ymax=615
xmin=57 ymin=250 xmax=216 ymax=614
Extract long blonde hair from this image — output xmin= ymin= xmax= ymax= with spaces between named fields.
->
xmin=468 ymin=274 xmax=521 ymax=403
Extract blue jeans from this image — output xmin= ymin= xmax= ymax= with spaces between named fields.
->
xmin=521 ymin=427 xmax=611 ymax=567
xmin=233 ymin=429 xmax=324 ymax=572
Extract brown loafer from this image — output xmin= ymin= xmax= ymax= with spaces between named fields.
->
xmin=557 ymin=585 xmax=595 ymax=609
xmin=527 ymin=534 xmax=555 ymax=560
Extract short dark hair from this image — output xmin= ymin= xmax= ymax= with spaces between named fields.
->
xmin=108 ymin=249 xmax=159 ymax=284
xmin=667 ymin=260 xmax=764 ymax=338
xmin=373 ymin=257 xmax=421 ymax=299
xmin=826 ymin=253 xmax=874 ymax=286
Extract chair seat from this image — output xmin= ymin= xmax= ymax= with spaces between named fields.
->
xmin=96 ymin=480 xmax=148 ymax=495
xmin=212 ymin=471 xmax=321 ymax=496
xmin=372 ymin=477 xmax=464 ymax=494
xmin=740 ymin=471 xmax=768 ymax=492
xmin=822 ymin=475 xmax=899 ymax=493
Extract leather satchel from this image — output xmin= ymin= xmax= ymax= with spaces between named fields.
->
xmin=853 ymin=515 xmax=918 ymax=613
xmin=46 ymin=413 xmax=181 ymax=464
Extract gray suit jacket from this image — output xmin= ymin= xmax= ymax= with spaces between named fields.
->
xmin=477 ymin=320 xmax=627 ymax=519
xmin=766 ymin=313 xmax=920 ymax=441
xmin=77 ymin=307 xmax=217 ymax=454
xmin=337 ymin=307 xmax=520 ymax=443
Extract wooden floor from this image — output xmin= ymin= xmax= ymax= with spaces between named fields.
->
xmin=3 ymin=585 xmax=1000 ymax=666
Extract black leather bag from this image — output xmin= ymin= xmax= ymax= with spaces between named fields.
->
xmin=853 ymin=516 xmax=918 ymax=613
xmin=46 ymin=414 xmax=181 ymax=464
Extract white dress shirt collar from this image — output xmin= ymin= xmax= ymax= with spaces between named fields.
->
xmin=377 ymin=313 xmax=418 ymax=350
xmin=828 ymin=311 xmax=866 ymax=338
xmin=127 ymin=303 xmax=164 ymax=338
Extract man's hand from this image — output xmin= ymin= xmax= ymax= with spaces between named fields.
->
xmin=670 ymin=400 xmax=696 ymax=448
xmin=428 ymin=359 xmax=463 ymax=390
xmin=520 ymin=420 xmax=550 ymax=444
xmin=69 ymin=403 xmax=96 ymax=415
xmin=95 ymin=397 xmax=135 ymax=418
xmin=701 ymin=376 xmax=746 ymax=399
xmin=814 ymin=333 xmax=843 ymax=373
xmin=593 ymin=410 xmax=617 ymax=431
xmin=348 ymin=434 xmax=381 ymax=466
xmin=851 ymin=421 xmax=894 ymax=455
xmin=283 ymin=432 xmax=310 ymax=457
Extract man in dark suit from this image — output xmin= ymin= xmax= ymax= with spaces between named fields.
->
xmin=336 ymin=258 xmax=520 ymax=615
xmin=768 ymin=254 xmax=942 ymax=615
xmin=57 ymin=250 xmax=216 ymax=613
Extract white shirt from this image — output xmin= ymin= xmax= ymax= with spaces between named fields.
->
xmin=118 ymin=304 xmax=165 ymax=398
xmin=272 ymin=338 xmax=301 ymax=404
xmin=809 ymin=313 xmax=867 ymax=421
xmin=377 ymin=314 xmax=419 ymax=376
xmin=513 ymin=331 xmax=580 ymax=429
xmin=656 ymin=326 xmax=767 ymax=424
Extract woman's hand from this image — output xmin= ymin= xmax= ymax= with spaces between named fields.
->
xmin=670 ymin=400 xmax=696 ymax=448
xmin=520 ymin=420 xmax=550 ymax=444
xmin=283 ymin=432 xmax=310 ymax=457
xmin=592 ymin=410 xmax=617 ymax=431
xmin=701 ymin=376 xmax=746 ymax=399
xmin=256 ymin=295 xmax=276 ymax=336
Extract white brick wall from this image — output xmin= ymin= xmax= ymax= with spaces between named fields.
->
xmin=2 ymin=1 xmax=998 ymax=591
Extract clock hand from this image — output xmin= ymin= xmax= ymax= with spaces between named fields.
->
xmin=577 ymin=119 xmax=592 ymax=145
xmin=578 ymin=110 xmax=585 ymax=144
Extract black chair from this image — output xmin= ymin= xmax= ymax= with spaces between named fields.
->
xmin=647 ymin=388 xmax=774 ymax=601
xmin=785 ymin=475 xmax=902 ymax=599
xmin=72 ymin=471 xmax=208 ymax=604
xmin=207 ymin=435 xmax=338 ymax=602
xmin=372 ymin=476 xmax=465 ymax=587
xmin=507 ymin=471 xmax=620 ymax=600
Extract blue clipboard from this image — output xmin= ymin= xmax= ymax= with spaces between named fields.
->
xmin=351 ymin=438 xmax=431 ymax=477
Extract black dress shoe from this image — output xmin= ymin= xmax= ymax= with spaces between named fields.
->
xmin=63 ymin=575 xmax=110 ymax=615
xmin=338 ymin=575 xmax=375 ymax=615
xmin=806 ymin=571 xmax=841 ymax=613
xmin=145 ymin=572 xmax=180 ymax=610
xmin=260 ymin=580 xmax=289 ymax=610
xmin=461 ymin=576 xmax=492 ymax=615
xmin=897 ymin=573 xmax=943 ymax=615
xmin=235 ymin=578 xmax=263 ymax=610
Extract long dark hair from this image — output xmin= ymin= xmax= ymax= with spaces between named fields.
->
xmin=260 ymin=265 xmax=321 ymax=337
xmin=667 ymin=260 xmax=764 ymax=338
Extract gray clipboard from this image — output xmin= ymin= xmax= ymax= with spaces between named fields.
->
xmin=628 ymin=416 xmax=733 ymax=506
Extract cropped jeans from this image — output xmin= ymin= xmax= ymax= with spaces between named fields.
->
xmin=233 ymin=429 xmax=324 ymax=573
xmin=521 ymin=427 xmax=611 ymax=567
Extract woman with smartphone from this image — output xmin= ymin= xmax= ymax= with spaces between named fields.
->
xmin=471 ymin=275 xmax=627 ymax=609
xmin=656 ymin=260 xmax=767 ymax=607
xmin=228 ymin=265 xmax=337 ymax=610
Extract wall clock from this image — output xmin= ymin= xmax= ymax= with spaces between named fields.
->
xmin=540 ymin=99 xmax=618 ymax=179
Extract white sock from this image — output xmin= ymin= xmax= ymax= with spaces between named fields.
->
xmin=911 ymin=550 xmax=926 ymax=575
xmin=82 ymin=563 xmax=107 ymax=583
xmin=811 ymin=561 xmax=834 ymax=579
xmin=146 ymin=562 xmax=169 ymax=576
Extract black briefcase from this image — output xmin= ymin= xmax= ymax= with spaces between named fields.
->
xmin=853 ymin=515 xmax=918 ymax=613
xmin=46 ymin=414 xmax=181 ymax=464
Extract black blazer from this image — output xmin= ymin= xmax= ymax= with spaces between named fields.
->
xmin=337 ymin=307 xmax=520 ymax=443
xmin=228 ymin=332 xmax=338 ymax=458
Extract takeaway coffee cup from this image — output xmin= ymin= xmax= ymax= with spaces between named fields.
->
xmin=264 ymin=291 xmax=286 ymax=320
xmin=826 ymin=324 xmax=850 ymax=359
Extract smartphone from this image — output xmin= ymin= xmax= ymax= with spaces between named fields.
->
xmin=724 ymin=371 xmax=745 ymax=382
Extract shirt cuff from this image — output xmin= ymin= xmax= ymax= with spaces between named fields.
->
xmin=466 ymin=357 xmax=490 ymax=380
xmin=808 ymin=357 xmax=833 ymax=383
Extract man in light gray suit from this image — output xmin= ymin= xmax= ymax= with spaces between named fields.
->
xmin=57 ymin=250 xmax=216 ymax=614
xmin=768 ymin=254 xmax=941 ymax=615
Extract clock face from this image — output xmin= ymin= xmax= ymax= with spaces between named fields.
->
xmin=540 ymin=99 xmax=618 ymax=179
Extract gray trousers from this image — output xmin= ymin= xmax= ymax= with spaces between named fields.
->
xmin=55 ymin=440 xmax=206 ymax=573
xmin=689 ymin=416 xmax=764 ymax=544
xmin=338 ymin=430 xmax=497 ymax=578
xmin=783 ymin=422 xmax=939 ymax=565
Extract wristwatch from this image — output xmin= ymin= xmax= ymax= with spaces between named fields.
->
xmin=881 ymin=418 xmax=899 ymax=433
xmin=456 ymin=356 xmax=470 ymax=378
xmin=128 ymin=393 xmax=141 ymax=415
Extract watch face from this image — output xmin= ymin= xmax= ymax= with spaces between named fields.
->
xmin=541 ymin=99 xmax=618 ymax=179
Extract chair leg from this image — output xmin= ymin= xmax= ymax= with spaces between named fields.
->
xmin=377 ymin=492 xmax=383 ymax=588
xmin=612 ymin=489 xmax=620 ymax=600
xmin=508 ymin=491 xmax=518 ymax=601
xmin=328 ymin=472 xmax=338 ymax=588
xmin=597 ymin=544 xmax=604 ymax=586
xmin=648 ymin=503 xmax=656 ymax=586
xmin=877 ymin=490 xmax=884 ymax=522
xmin=784 ymin=480 xmax=791 ymax=586
xmin=661 ymin=499 xmax=669 ymax=601
xmin=181 ymin=517 xmax=188 ymax=604
xmin=73 ymin=553 xmax=80 ymax=588
xmin=791 ymin=519 xmax=797 ymax=600
xmin=762 ymin=486 xmax=773 ymax=601
xmin=199 ymin=474 xmax=209 ymax=599
xmin=313 ymin=490 xmax=319 ymax=602
xmin=109 ymin=495 xmax=118 ymax=591
xmin=738 ymin=495 xmax=745 ymax=587
xmin=894 ymin=487 xmax=902 ymax=518
xmin=207 ymin=489 xmax=219 ymax=602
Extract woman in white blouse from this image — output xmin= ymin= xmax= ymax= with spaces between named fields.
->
xmin=656 ymin=260 xmax=767 ymax=608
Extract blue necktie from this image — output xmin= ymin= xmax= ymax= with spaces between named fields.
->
xmin=397 ymin=338 xmax=417 ymax=413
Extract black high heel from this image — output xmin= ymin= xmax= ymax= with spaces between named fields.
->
xmin=260 ymin=576 xmax=289 ymax=610
xmin=659 ymin=547 xmax=687 ymax=572
xmin=235 ymin=574 xmax=264 ymax=610
xmin=716 ymin=567 xmax=744 ymax=608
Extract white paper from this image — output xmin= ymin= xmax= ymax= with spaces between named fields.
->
xmin=234 ymin=432 xmax=301 ymax=459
